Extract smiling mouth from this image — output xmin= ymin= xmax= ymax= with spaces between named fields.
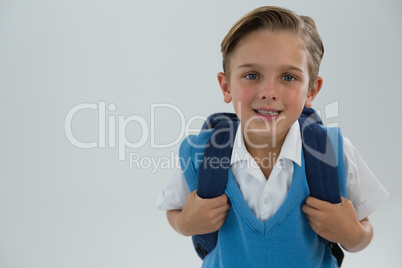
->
xmin=254 ymin=109 xmax=280 ymax=116
xmin=254 ymin=109 xmax=281 ymax=116
xmin=253 ymin=109 xmax=282 ymax=121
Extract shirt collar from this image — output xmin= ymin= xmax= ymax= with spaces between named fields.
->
xmin=230 ymin=121 xmax=302 ymax=167
xmin=230 ymin=124 xmax=250 ymax=165
xmin=279 ymin=120 xmax=302 ymax=167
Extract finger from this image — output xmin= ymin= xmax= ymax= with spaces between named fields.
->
xmin=213 ymin=202 xmax=230 ymax=215
xmin=218 ymin=194 xmax=229 ymax=204
xmin=213 ymin=193 xmax=229 ymax=205
xmin=216 ymin=208 xmax=229 ymax=219
xmin=209 ymin=194 xmax=230 ymax=209
xmin=191 ymin=189 xmax=198 ymax=197
xmin=305 ymin=196 xmax=331 ymax=210
xmin=194 ymin=190 xmax=228 ymax=202
xmin=215 ymin=210 xmax=230 ymax=225
xmin=340 ymin=196 xmax=349 ymax=205
xmin=302 ymin=204 xmax=321 ymax=218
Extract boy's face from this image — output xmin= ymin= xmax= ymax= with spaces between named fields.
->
xmin=218 ymin=30 xmax=322 ymax=145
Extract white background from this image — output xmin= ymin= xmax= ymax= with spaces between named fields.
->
xmin=0 ymin=0 xmax=401 ymax=267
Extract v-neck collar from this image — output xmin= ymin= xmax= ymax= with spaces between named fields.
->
xmin=225 ymin=157 xmax=306 ymax=237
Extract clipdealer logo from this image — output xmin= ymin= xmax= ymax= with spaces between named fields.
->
xmin=64 ymin=100 xmax=340 ymax=172
xmin=64 ymin=102 xmax=208 ymax=171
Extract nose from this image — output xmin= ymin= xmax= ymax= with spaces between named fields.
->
xmin=259 ymin=79 xmax=278 ymax=101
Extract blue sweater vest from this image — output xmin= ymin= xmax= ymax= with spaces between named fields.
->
xmin=179 ymin=126 xmax=347 ymax=268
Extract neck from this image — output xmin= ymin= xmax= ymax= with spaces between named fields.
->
xmin=241 ymin=122 xmax=289 ymax=153
xmin=243 ymin=131 xmax=286 ymax=180
xmin=242 ymin=127 xmax=288 ymax=161
xmin=244 ymin=137 xmax=285 ymax=158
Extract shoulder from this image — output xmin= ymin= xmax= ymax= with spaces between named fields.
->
xmin=179 ymin=129 xmax=214 ymax=175
xmin=319 ymin=125 xmax=343 ymax=138
xmin=179 ymin=129 xmax=213 ymax=157
xmin=341 ymin=136 xmax=364 ymax=174
xmin=340 ymin=135 xmax=390 ymax=220
xmin=178 ymin=130 xmax=214 ymax=192
xmin=342 ymin=136 xmax=354 ymax=152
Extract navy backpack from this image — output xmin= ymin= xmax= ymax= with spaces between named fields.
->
xmin=192 ymin=107 xmax=344 ymax=266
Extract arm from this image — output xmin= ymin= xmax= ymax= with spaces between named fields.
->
xmin=302 ymin=196 xmax=373 ymax=252
xmin=166 ymin=189 xmax=230 ymax=236
xmin=342 ymin=216 xmax=373 ymax=252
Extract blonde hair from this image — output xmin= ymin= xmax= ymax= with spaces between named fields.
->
xmin=221 ymin=6 xmax=324 ymax=89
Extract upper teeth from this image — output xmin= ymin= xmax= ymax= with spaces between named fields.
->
xmin=257 ymin=110 xmax=279 ymax=115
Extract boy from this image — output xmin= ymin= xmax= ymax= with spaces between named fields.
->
xmin=156 ymin=6 xmax=388 ymax=267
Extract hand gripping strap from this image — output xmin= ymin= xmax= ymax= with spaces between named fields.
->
xmin=192 ymin=114 xmax=239 ymax=259
xmin=298 ymin=107 xmax=345 ymax=267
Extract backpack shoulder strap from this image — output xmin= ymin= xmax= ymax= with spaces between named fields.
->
xmin=197 ymin=114 xmax=239 ymax=198
xmin=179 ymin=130 xmax=214 ymax=192
xmin=298 ymin=107 xmax=341 ymax=204
xmin=188 ymin=113 xmax=239 ymax=259
xmin=298 ymin=107 xmax=345 ymax=267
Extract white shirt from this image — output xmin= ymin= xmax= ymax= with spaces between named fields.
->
xmin=156 ymin=121 xmax=389 ymax=222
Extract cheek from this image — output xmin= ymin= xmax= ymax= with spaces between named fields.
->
xmin=234 ymin=86 xmax=255 ymax=105
xmin=231 ymin=87 xmax=255 ymax=117
xmin=282 ymin=88 xmax=308 ymax=106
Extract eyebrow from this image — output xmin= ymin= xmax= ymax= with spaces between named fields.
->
xmin=237 ymin=63 xmax=304 ymax=73
xmin=237 ymin=63 xmax=262 ymax=69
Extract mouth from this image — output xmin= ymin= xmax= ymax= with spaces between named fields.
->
xmin=253 ymin=108 xmax=282 ymax=121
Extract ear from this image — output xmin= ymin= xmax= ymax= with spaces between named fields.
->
xmin=305 ymin=76 xmax=323 ymax=108
xmin=217 ymin=72 xmax=232 ymax=103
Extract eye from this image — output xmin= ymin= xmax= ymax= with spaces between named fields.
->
xmin=282 ymin=74 xmax=296 ymax=82
xmin=245 ymin=73 xmax=259 ymax=80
